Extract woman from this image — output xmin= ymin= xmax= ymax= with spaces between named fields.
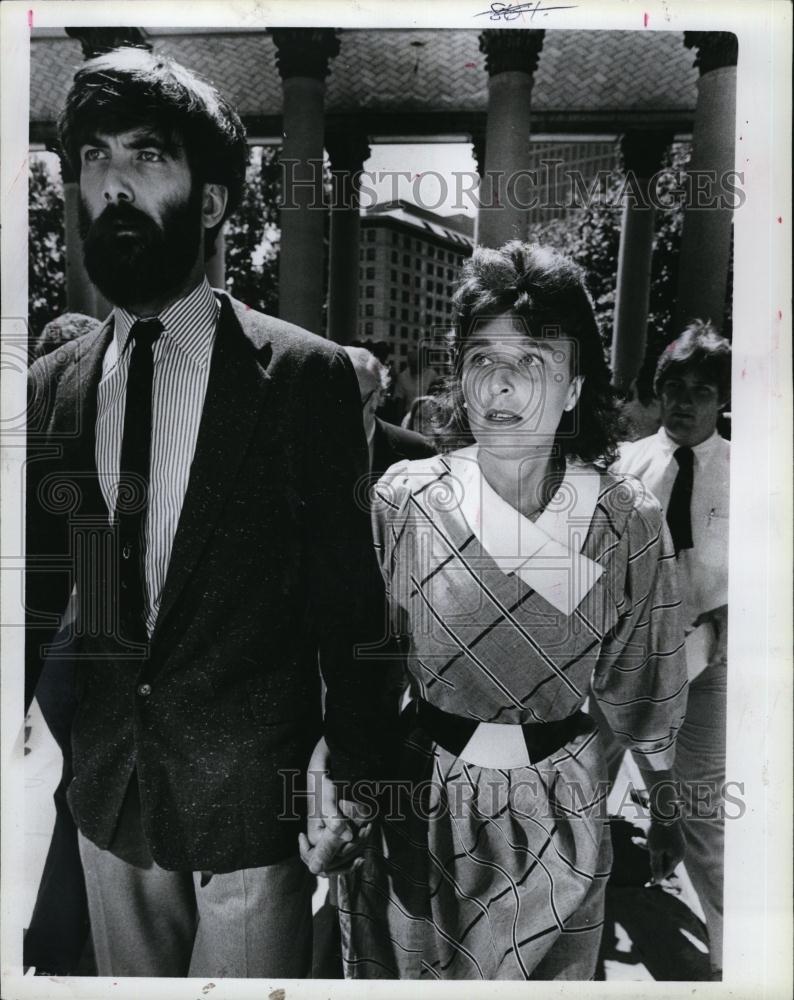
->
xmin=326 ymin=243 xmax=688 ymax=980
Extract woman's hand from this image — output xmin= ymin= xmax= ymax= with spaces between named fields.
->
xmin=298 ymin=736 xmax=373 ymax=877
xmin=646 ymin=818 xmax=686 ymax=884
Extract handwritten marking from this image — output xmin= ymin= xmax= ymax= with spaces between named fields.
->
xmin=201 ymin=985 xmax=216 ymax=995
xmin=268 ymin=991 xmax=286 ymax=1000
xmin=476 ymin=2 xmax=578 ymax=21
xmin=28 ymin=9 xmax=34 ymax=27
xmin=644 ymin=12 xmax=649 ymax=27
xmin=777 ymin=216 xmax=782 ymax=223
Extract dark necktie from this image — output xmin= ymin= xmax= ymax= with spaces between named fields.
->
xmin=117 ymin=318 xmax=163 ymax=642
xmin=666 ymin=446 xmax=694 ymax=555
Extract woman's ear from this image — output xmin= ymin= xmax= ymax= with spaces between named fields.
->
xmin=563 ymin=375 xmax=585 ymax=412
xmin=201 ymin=183 xmax=228 ymax=231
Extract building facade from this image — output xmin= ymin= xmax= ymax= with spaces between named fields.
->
xmin=357 ymin=200 xmax=473 ymax=358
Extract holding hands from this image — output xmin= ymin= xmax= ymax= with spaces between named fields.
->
xmin=298 ymin=737 xmax=373 ymax=877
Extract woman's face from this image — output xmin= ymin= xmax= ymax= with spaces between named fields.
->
xmin=460 ymin=315 xmax=584 ymax=456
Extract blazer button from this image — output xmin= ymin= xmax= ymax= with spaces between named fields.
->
xmin=122 ymin=543 xmax=132 ymax=559
xmin=137 ymin=683 xmax=152 ymax=697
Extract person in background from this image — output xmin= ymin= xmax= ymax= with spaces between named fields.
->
xmin=343 ymin=346 xmax=437 ymax=479
xmin=607 ymin=321 xmax=731 ymax=979
xmin=392 ymin=347 xmax=438 ymax=421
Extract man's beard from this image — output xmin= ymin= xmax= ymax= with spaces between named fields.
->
xmin=79 ymin=186 xmax=204 ymax=310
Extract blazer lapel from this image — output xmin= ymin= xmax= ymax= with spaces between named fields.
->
xmin=153 ymin=296 xmax=272 ymax=635
xmin=51 ymin=318 xmax=113 ymax=519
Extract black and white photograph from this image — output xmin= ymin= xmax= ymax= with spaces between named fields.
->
xmin=1 ymin=1 xmax=790 ymax=997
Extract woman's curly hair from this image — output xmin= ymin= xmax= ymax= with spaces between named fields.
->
xmin=436 ymin=241 xmax=620 ymax=465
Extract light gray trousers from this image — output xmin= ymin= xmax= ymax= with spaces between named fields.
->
xmin=77 ymin=785 xmax=313 ymax=978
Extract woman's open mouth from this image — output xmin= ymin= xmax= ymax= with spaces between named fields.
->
xmin=484 ymin=409 xmax=522 ymax=424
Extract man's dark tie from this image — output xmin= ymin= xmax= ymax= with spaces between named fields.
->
xmin=666 ymin=446 xmax=694 ymax=555
xmin=117 ymin=318 xmax=163 ymax=642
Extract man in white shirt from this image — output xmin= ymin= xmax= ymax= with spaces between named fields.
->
xmin=610 ymin=321 xmax=731 ymax=978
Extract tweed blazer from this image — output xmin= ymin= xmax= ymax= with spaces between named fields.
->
xmin=26 ymin=292 xmax=392 ymax=872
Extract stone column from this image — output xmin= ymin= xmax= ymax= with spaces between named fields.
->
xmin=674 ymin=31 xmax=738 ymax=333
xmin=272 ymin=29 xmax=340 ymax=335
xmin=476 ymin=29 xmax=544 ymax=249
xmin=611 ymin=131 xmax=673 ymax=391
xmin=59 ymin=153 xmax=98 ymax=317
xmin=326 ymin=130 xmax=370 ymax=345
xmin=205 ymin=228 xmax=226 ymax=289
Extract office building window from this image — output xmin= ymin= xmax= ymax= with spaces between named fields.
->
xmin=390 ymin=288 xmax=397 ymax=300
xmin=365 ymin=321 xmax=373 ymax=335
xmin=365 ymin=304 xmax=374 ymax=317
xmin=367 ymin=229 xmax=376 ymax=242
xmin=401 ymin=290 xmax=409 ymax=303
xmin=391 ymin=250 xmax=398 ymax=263
xmin=389 ymin=306 xmax=396 ymax=318
xmin=366 ymin=248 xmax=376 ymax=261
xmin=402 ymin=254 xmax=410 ymax=267
xmin=390 ymin=269 xmax=397 ymax=282
xmin=392 ymin=232 xmax=398 ymax=246
xmin=366 ymin=286 xmax=374 ymax=298
xmin=366 ymin=267 xmax=375 ymax=280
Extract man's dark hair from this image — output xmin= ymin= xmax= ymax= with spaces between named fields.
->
xmin=58 ymin=46 xmax=248 ymax=254
xmin=654 ymin=320 xmax=732 ymax=403
xmin=444 ymin=241 xmax=620 ymax=464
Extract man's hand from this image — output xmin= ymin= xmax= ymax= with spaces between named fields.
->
xmin=298 ymin=737 xmax=373 ymax=877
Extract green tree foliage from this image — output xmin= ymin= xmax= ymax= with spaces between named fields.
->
xmin=28 ymin=155 xmax=66 ymax=351
xmin=224 ymin=145 xmax=281 ymax=315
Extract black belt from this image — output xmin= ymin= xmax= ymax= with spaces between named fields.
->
xmin=405 ymin=698 xmax=594 ymax=765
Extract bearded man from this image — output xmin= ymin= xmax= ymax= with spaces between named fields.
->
xmin=26 ymin=47 xmax=390 ymax=978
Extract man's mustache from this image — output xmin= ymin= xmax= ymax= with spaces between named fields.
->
xmin=82 ymin=202 xmax=162 ymax=242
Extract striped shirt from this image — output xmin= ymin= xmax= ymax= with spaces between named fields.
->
xmin=96 ymin=278 xmax=219 ymax=635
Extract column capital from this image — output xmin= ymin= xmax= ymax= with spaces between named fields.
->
xmin=478 ymin=29 xmax=544 ymax=76
xmin=683 ymin=31 xmax=738 ymax=75
xmin=272 ymin=28 xmax=341 ymax=81
xmin=65 ymin=27 xmax=151 ymax=59
xmin=620 ymin=130 xmax=674 ymax=179
xmin=326 ymin=129 xmax=371 ymax=174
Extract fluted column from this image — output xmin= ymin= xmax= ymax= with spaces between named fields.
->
xmin=326 ymin=130 xmax=370 ymax=345
xmin=272 ymin=28 xmax=340 ymax=335
xmin=611 ymin=131 xmax=673 ymax=391
xmin=674 ymin=31 xmax=738 ymax=332
xmin=476 ymin=29 xmax=544 ymax=248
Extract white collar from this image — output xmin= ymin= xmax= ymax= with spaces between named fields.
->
xmin=657 ymin=426 xmax=722 ymax=463
xmin=449 ymin=446 xmax=603 ymax=615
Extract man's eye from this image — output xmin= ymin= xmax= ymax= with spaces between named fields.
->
xmin=518 ymin=354 xmax=542 ymax=368
xmin=83 ymin=148 xmax=107 ymax=162
xmin=470 ymin=355 xmax=492 ymax=368
xmin=138 ymin=150 xmax=164 ymax=163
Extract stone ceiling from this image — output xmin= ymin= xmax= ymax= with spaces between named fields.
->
xmin=30 ymin=28 xmax=699 ymax=145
